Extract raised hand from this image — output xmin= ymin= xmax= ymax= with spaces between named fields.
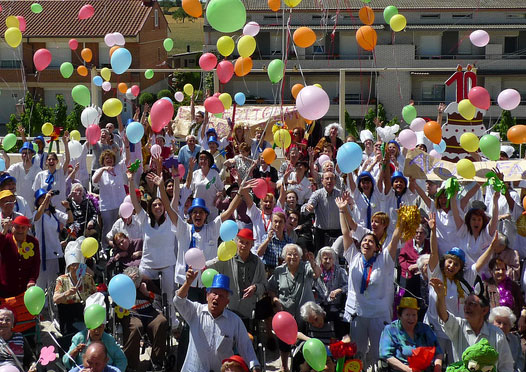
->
xmin=437 ymin=103 xmax=446 ymax=113
xmin=185 ymin=267 xmax=198 ymax=284
xmin=146 ymin=172 xmax=163 ymax=186
xmin=335 ymin=196 xmax=348 ymax=210
xmin=429 ymin=278 xmax=446 ymax=298
xmin=426 ymin=212 xmax=437 ymax=231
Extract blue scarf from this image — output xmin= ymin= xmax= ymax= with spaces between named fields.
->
xmin=360 ymin=255 xmax=377 ymax=294
xmin=362 ymin=192 xmax=372 ymax=230
xmin=41 ymin=211 xmax=60 ymax=271
xmin=45 ymin=170 xmax=56 ymax=191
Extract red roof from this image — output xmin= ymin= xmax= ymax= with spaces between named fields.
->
xmin=0 ymin=0 xmax=153 ymax=38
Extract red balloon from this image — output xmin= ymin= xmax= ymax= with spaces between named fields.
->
xmin=213 ymin=92 xmax=221 ymax=98
xmin=150 ymin=99 xmax=174 ymax=133
xmin=272 ymin=311 xmax=298 ymax=345
xmin=216 ymin=60 xmax=234 ymax=84
xmin=16 ymin=16 xmax=26 ymax=32
xmin=204 ymin=97 xmax=224 ymax=114
xmin=468 ymin=86 xmax=490 ymax=110
xmin=199 ymin=53 xmax=218 ymax=71
xmin=86 ymin=124 xmax=101 ymax=145
xmin=131 ymin=85 xmax=140 ymax=97
xmin=253 ymin=178 xmax=268 ymax=199
xmin=69 ymin=39 xmax=79 ymax=50
xmin=33 ymin=49 xmax=52 ymax=72
xmin=78 ymin=4 xmax=95 ymax=19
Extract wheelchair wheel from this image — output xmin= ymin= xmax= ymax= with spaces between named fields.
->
xmin=46 ymin=282 xmax=59 ymax=327
xmin=165 ymin=352 xmax=177 ymax=371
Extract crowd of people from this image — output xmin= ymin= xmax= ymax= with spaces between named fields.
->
xmin=1 ymin=101 xmax=526 ymax=372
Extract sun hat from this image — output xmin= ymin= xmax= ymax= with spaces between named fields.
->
xmin=188 ymin=198 xmax=210 ymax=215
xmin=207 ymin=274 xmax=232 ymax=294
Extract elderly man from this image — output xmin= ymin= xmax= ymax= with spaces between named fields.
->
xmin=430 ymin=278 xmax=514 ymax=372
xmin=0 ymin=190 xmax=23 ymax=228
xmin=178 ymin=135 xmax=201 ymax=180
xmin=174 ymin=269 xmax=261 ymax=372
xmin=68 ymin=342 xmax=121 ymax=372
xmin=0 ymin=307 xmax=34 ymax=370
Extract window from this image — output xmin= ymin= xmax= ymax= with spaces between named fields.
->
xmin=507 ymin=13 xmax=526 ymax=19
xmin=313 ymin=45 xmax=325 ymax=54
xmin=263 ymin=15 xmax=282 ymax=19
xmin=420 ymin=14 xmax=440 ymax=19
xmin=154 ymin=9 xmax=159 ymax=28
xmin=504 ymin=36 xmax=518 ymax=54
xmin=158 ymin=47 xmax=161 ymax=62
xmin=312 ymin=15 xmax=322 ymax=19
xmin=452 ymin=14 xmax=472 ymax=19
xmin=422 ymin=84 xmax=445 ymax=102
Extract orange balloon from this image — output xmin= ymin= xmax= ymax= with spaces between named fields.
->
xmin=234 ymin=56 xmax=253 ymax=77
xmin=359 ymin=6 xmax=375 ymax=25
xmin=507 ymin=125 xmax=526 ymax=144
xmin=262 ymin=148 xmax=276 ymax=164
xmin=523 ymin=196 xmax=526 ymax=211
xmin=182 ymin=0 xmax=202 ymax=18
xmin=356 ymin=26 xmax=377 ymax=51
xmin=81 ymin=48 xmax=92 ymax=63
xmin=424 ymin=121 xmax=442 ymax=144
xmin=293 ymin=27 xmax=316 ymax=48
xmin=268 ymin=0 xmax=280 ymax=12
xmin=109 ymin=46 xmax=120 ymax=58
xmin=291 ymin=83 xmax=304 ymax=99
xmin=118 ymin=82 xmax=128 ymax=94
xmin=77 ymin=65 xmax=88 ymax=77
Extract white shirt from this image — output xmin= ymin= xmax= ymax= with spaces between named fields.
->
xmin=33 ymin=209 xmax=68 ymax=259
xmin=136 ymin=210 xmax=177 ymax=269
xmin=455 ymin=223 xmax=494 ymax=265
xmin=191 ymin=168 xmax=224 ymax=220
xmin=351 ymin=184 xmax=384 ymax=228
xmin=285 ymin=172 xmax=312 ymax=205
xmin=33 ymin=169 xmax=67 ymax=211
xmin=432 ymin=204 xmax=463 ymax=256
xmin=246 ymin=204 xmax=271 ymax=252
xmin=14 ymin=195 xmax=32 ymax=220
xmin=7 ymin=162 xmax=40 ymax=206
xmin=106 ymin=215 xmax=143 ymax=242
xmin=383 ymin=189 xmax=418 ymax=234
xmin=70 ymin=142 xmax=90 ymax=186
xmin=92 ymin=160 xmax=126 ymax=211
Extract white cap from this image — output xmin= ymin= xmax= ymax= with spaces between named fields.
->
xmin=489 ymin=132 xmax=501 ymax=140
xmin=84 ymin=292 xmax=107 ymax=324
xmin=376 ymin=124 xmax=399 ymax=142
xmin=416 ymin=131 xmax=425 ymax=145
xmin=501 ymin=145 xmax=515 ymax=158
xmin=64 ymin=241 xmax=83 ymax=270
xmin=360 ymin=129 xmax=374 ymax=143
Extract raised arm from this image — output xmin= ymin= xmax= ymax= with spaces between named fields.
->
xmin=381 ymin=152 xmax=391 ymax=195
xmin=427 ymin=212 xmax=439 ymax=272
xmin=62 ymin=131 xmax=70 ymax=174
xmin=475 ymin=232 xmax=498 ymax=273
xmin=336 ymin=193 xmax=355 ymax=252
xmin=436 ymin=103 xmax=446 ymax=126
xmin=450 ymin=191 xmax=464 ymax=229
xmin=34 ymin=192 xmax=52 ymax=222
xmin=385 ymin=224 xmax=402 ymax=261
xmin=176 ymin=267 xmax=198 ymax=299
xmin=185 ymin=157 xmax=196 ymax=189
xmin=460 ymin=183 xmax=481 ymax=211
xmin=414 ymin=178 xmax=432 ymax=208
xmin=429 ymin=278 xmax=449 ymax=322
xmin=221 ymin=179 xmax=258 ymax=222
xmin=147 ymin=172 xmax=178 ymax=225
xmin=127 ymin=171 xmax=143 ymax=214
xmin=488 ymin=191 xmax=500 ymax=237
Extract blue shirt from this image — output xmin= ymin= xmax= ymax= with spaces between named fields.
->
xmin=178 ymin=144 xmax=201 ymax=179
xmin=261 ymin=233 xmax=293 ymax=268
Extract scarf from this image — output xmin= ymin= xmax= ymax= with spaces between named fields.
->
xmin=322 ymin=266 xmax=334 ymax=284
xmin=360 ymin=255 xmax=377 ymax=294
xmin=497 ymin=277 xmax=515 ymax=309
xmin=45 ymin=170 xmax=56 ymax=191
xmin=362 ymin=192 xmax=372 ymax=230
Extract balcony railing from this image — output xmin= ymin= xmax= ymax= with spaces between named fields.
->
xmin=415 ymin=53 xmax=526 ymax=60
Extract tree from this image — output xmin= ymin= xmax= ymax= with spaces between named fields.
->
xmin=66 ymin=103 xmax=84 ymax=132
xmin=344 ymin=110 xmax=359 ymax=140
xmin=139 ymin=92 xmax=156 ymax=106
xmin=494 ymin=110 xmax=516 ymax=141
xmin=172 ymin=7 xmax=196 ymax=23
xmin=363 ymin=103 xmax=387 ymax=134
xmin=157 ymin=89 xmax=173 ymax=100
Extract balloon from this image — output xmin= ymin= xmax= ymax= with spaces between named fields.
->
xmin=118 ymin=82 xmax=128 ymax=94
xmin=81 ymin=106 xmax=100 ymax=128
xmin=253 ymin=178 xmax=268 ymax=199
xmin=336 ymin=142 xmax=363 ymax=173
xmin=458 ymin=99 xmax=476 ymax=120
xmin=42 ymin=122 xmax=54 ymax=136
xmin=402 ymin=105 xmax=417 ymax=124
xmin=243 ymin=21 xmax=260 ymax=36
xmin=433 ymin=139 xmax=447 ymax=154
xmin=355 ymin=25 xmax=377 ymax=51
xmin=220 ymin=220 xmax=239 ymax=241
xmin=5 ymin=27 xmax=22 ymax=48
xmin=296 ymin=85 xmax=330 ymax=121
xmin=272 ymin=311 xmax=298 ymax=345
xmin=262 ymin=148 xmax=276 ymax=164
xmin=358 ymin=6 xmax=374 ymax=25
xmin=24 ymin=286 xmax=45 ymax=316
xmin=267 ymin=59 xmax=284 ymax=83
xmin=199 ymin=53 xmax=218 ymax=71
xmin=30 ymin=3 xmax=43 ymax=13
xmin=217 ymin=240 xmax=237 ymax=261
xmin=217 ymin=60 xmax=234 ymax=84
xmin=456 ymin=158 xmax=476 ymax=179
xmin=125 ymin=89 xmax=135 ymax=101
xmin=201 ymin=268 xmax=219 ymax=288
xmin=217 ymin=37 xmax=235 ymax=58
xmin=150 ymin=144 xmax=162 ymax=158
xmin=131 ymin=85 xmax=140 ymax=97
xmin=219 ymin=93 xmax=232 ymax=110
xmin=78 ymin=4 xmax=95 ymax=19
xmin=0 ymin=364 xmax=19 ymax=372
xmin=113 ymin=32 xmax=125 ymax=46
xmin=428 ymin=149 xmax=442 ymax=160
xmin=479 ymin=134 xmax=500 ymax=161
xmin=182 ymin=0 xmax=202 ymax=17
xmin=468 ymin=86 xmax=490 ymax=110
xmin=72 ymin=85 xmax=91 ymax=107
xmin=317 ymin=154 xmax=330 ymax=167
xmin=2 ymin=133 xmax=17 ymax=151
xmin=102 ymin=98 xmax=123 ymax=117
xmin=101 ymin=67 xmax=111 ymax=81
xmin=79 ymin=48 xmax=92 ymax=63
xmin=163 ymin=38 xmax=173 ymax=52
xmin=110 ymin=46 xmax=120 ymax=58
xmin=68 ymin=140 xmax=82 ymax=159
xmin=268 ymin=0 xmax=280 ymax=11
xmin=108 ymin=274 xmax=136 ymax=309
xmin=470 ymin=30 xmax=490 ymax=47
xmin=390 ymin=14 xmax=407 ymax=32
xmin=293 ymin=27 xmax=316 ymax=48
xmin=303 ymin=338 xmax=327 ymax=371
xmin=507 ymin=125 xmax=526 ymax=145
xmin=16 ymin=16 xmax=26 ymax=32
xmin=93 ymin=75 xmax=103 ymax=86
xmin=84 ymin=304 xmax=105 ymax=329
xmin=206 ymin=0 xmax=246 ymax=33
xmin=81 ymin=237 xmax=99 ymax=258
xmin=184 ymin=84 xmax=194 ymax=96
xmin=126 ymin=121 xmax=144 ymax=144
xmin=86 ymin=124 xmax=101 ymax=145
xmin=117 ymin=203 xmax=133 ymax=219
xmin=174 ymin=91 xmax=184 ymax=103
xmin=398 ymin=129 xmax=417 ymax=150
xmin=234 ymin=56 xmax=253 ymax=77
xmin=423 ymin=121 xmax=442 ymax=144
xmin=77 ymin=65 xmax=88 ymax=77
xmin=102 ymin=81 xmax=111 ymax=92
xmin=410 ymin=117 xmax=426 ymax=132
xmin=291 ymin=84 xmax=304 ymax=99
xmin=70 ymin=130 xmax=81 ymax=141
xmin=6 ymin=16 xmax=19 ymax=29
xmin=313 ymin=83 xmax=322 ymax=89
xmin=111 ymin=48 xmax=132 ymax=74
xmin=383 ymin=5 xmax=398 ymax=23
xmin=459 ymin=132 xmax=479 ymax=152
xmin=69 ymin=39 xmax=79 ymax=50
xmin=185 ymin=248 xmax=206 ymax=270
xmin=150 ymin=99 xmax=174 ymax=132
xmin=237 ymin=35 xmax=256 ymax=57
xmin=204 ymin=97 xmax=224 ymax=114
xmin=284 ymin=0 xmax=302 ymax=7
xmin=497 ymin=89 xmax=521 ymax=111
xmin=234 ymin=92 xmax=246 ymax=105
xmin=274 ymin=129 xmax=291 ymax=149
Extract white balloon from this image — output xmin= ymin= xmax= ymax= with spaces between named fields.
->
xmin=410 ymin=117 xmax=426 ymax=132
xmin=81 ymin=106 xmax=101 ymax=128
xmin=102 ymin=81 xmax=112 ymax=92
xmin=125 ymin=88 xmax=135 ymax=100
xmin=243 ymin=21 xmax=260 ymax=37
xmin=104 ymin=33 xmax=116 ymax=47
xmin=174 ymin=91 xmax=184 ymax=102
xmin=68 ymin=140 xmax=83 ymax=159
xmin=113 ymin=32 xmax=125 ymax=46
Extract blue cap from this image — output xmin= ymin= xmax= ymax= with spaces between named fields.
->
xmin=207 ymin=136 xmax=220 ymax=147
xmin=207 ymin=274 xmax=232 ymax=294
xmin=388 ymin=140 xmax=401 ymax=152
xmin=206 ymin=127 xmax=217 ymax=135
xmin=357 ymin=171 xmax=375 ymax=189
xmin=34 ymin=135 xmax=45 ymax=144
xmin=0 ymin=173 xmax=15 ymax=185
xmin=446 ymin=247 xmax=465 ymax=264
xmin=19 ymin=141 xmax=36 ymax=154
xmin=34 ymin=188 xmax=47 ymax=206
xmin=390 ymin=170 xmax=407 ymax=186
xmin=188 ymin=198 xmax=210 ymax=215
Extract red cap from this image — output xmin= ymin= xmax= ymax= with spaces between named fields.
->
xmin=237 ymin=228 xmax=254 ymax=241
xmin=13 ymin=216 xmax=31 ymax=227
xmin=222 ymin=355 xmax=249 ymax=372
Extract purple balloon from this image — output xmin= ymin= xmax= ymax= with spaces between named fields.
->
xmin=296 ymin=85 xmax=330 ymax=121
xmin=497 ymin=89 xmax=521 ymax=111
xmin=429 ymin=149 xmax=442 ymax=159
xmin=174 ymin=91 xmax=184 ymax=102
xmin=119 ymin=202 xmax=134 ymax=219
xmin=410 ymin=117 xmax=426 ymax=132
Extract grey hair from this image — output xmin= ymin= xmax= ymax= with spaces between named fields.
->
xmin=321 ymin=160 xmax=334 ymax=171
xmin=324 ymin=123 xmax=344 ymax=137
xmin=489 ymin=306 xmax=516 ymax=326
xmin=281 ymin=243 xmax=303 ymax=259
xmin=0 ymin=308 xmax=15 ymax=324
xmin=316 ymin=247 xmax=336 ymax=266
xmin=300 ymin=301 xmax=326 ymax=322
xmin=69 ymin=183 xmax=85 ymax=197
xmin=416 ymin=254 xmax=430 ymax=273
xmin=416 ymin=224 xmax=429 ymax=238
xmin=185 ymin=134 xmax=196 ymax=141
xmin=123 ymin=266 xmax=142 ymax=288
xmin=497 ymin=232 xmax=509 ymax=249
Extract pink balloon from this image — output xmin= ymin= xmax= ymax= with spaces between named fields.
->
xmin=213 ymin=92 xmax=221 ymax=98
xmin=78 ymin=4 xmax=95 ymax=19
xmin=296 ymin=85 xmax=330 ymax=121
xmin=429 ymin=150 xmax=442 ymax=159
xmin=33 ymin=49 xmax=52 ymax=72
xmin=204 ymin=97 xmax=224 ymax=114
xmin=317 ymin=154 xmax=330 ymax=167
xmin=199 ymin=53 xmax=218 ymax=71
xmin=150 ymin=144 xmax=162 ymax=158
xmin=131 ymin=85 xmax=140 ymax=97
xmin=16 ymin=16 xmax=26 ymax=32
xmin=468 ymin=86 xmax=490 ymax=110
xmin=123 ymin=195 xmax=132 ymax=204
xmin=0 ymin=365 xmax=21 ymax=372
xmin=113 ymin=32 xmax=125 ymax=46
xmin=216 ymin=60 xmax=234 ymax=84
xmin=243 ymin=21 xmax=260 ymax=37
xmin=150 ymin=99 xmax=174 ymax=133
xmin=178 ymin=164 xmax=185 ymax=180
xmin=119 ymin=202 xmax=134 ymax=219
xmin=272 ymin=311 xmax=298 ymax=345
xmin=102 ymin=81 xmax=111 ymax=91
xmin=398 ymin=129 xmax=417 ymax=150
xmin=410 ymin=117 xmax=426 ymax=132
xmin=497 ymin=89 xmax=521 ymax=111
xmin=469 ymin=30 xmax=489 ymax=48
xmin=104 ymin=33 xmax=116 ymax=47
xmin=86 ymin=124 xmax=101 ymax=145
xmin=253 ymin=178 xmax=268 ymax=199
xmin=69 ymin=39 xmax=78 ymax=50
xmin=185 ymin=248 xmax=206 ymax=270
xmin=174 ymin=91 xmax=184 ymax=102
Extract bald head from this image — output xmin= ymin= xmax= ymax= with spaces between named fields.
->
xmin=83 ymin=342 xmax=108 ymax=372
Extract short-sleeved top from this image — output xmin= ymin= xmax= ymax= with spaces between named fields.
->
xmin=33 ymin=209 xmax=68 ymax=258
xmin=455 ymin=223 xmax=494 ymax=265
xmin=32 ymin=169 xmax=67 ymax=211
xmin=432 ymin=204 xmax=462 ymax=256
xmin=383 ymin=189 xmax=418 ymax=233
xmin=136 ymin=209 xmax=177 ymax=269
xmin=352 ymin=184 xmax=384 ymax=229
xmin=92 ymin=160 xmax=126 ymax=211
xmin=191 ymin=168 xmax=224 ymax=219
xmin=7 ymin=161 xmax=40 ymax=206
xmin=54 ymin=273 xmax=96 ymax=304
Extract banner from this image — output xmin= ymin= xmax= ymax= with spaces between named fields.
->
xmin=404 ymin=149 xmax=526 ymax=182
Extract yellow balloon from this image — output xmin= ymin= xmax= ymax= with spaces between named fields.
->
xmin=184 ymin=83 xmax=194 ymax=96
xmin=217 ymin=36 xmax=235 ymax=57
xmin=458 ymin=99 xmax=476 ymax=120
xmin=217 ymin=240 xmax=237 ymax=261
xmin=456 ymin=158 xmax=476 ymax=179
xmin=41 ymin=122 xmax=54 ymax=136
xmin=237 ymin=35 xmax=256 ymax=58
xmin=390 ymin=14 xmax=407 ymax=32
xmin=313 ymin=83 xmax=322 ymax=89
xmin=459 ymin=132 xmax=479 ymax=152
xmin=5 ymin=27 xmax=22 ymax=48
xmin=5 ymin=16 xmax=19 ymax=29
xmin=70 ymin=130 xmax=81 ymax=141
xmin=284 ymin=0 xmax=302 ymax=7
xmin=81 ymin=237 xmax=99 ymax=258
xmin=102 ymin=98 xmax=123 ymax=117
xmin=219 ymin=93 xmax=232 ymax=110
xmin=100 ymin=67 xmax=111 ymax=82
xmin=274 ymin=129 xmax=291 ymax=148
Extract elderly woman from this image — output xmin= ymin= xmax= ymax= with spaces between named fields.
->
xmin=106 ymin=232 xmax=143 ymax=274
xmin=489 ymin=306 xmax=525 ymax=372
xmin=492 ymin=232 xmax=521 ymax=281
xmin=321 ymin=123 xmax=344 ymax=155
xmin=379 ymin=297 xmax=443 ymax=372
xmin=399 ymin=223 xmax=430 ymax=299
xmin=0 ymin=308 xmax=33 ymax=371
xmin=257 ymin=211 xmax=293 ymax=272
xmin=268 ymin=244 xmax=321 ymax=372
xmin=191 ymin=150 xmax=224 ymax=220
xmin=67 ymin=183 xmax=99 ymax=238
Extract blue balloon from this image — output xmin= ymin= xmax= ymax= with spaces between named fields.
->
xmin=161 ymin=97 xmax=173 ymax=103
xmin=433 ymin=139 xmax=446 ymax=154
xmin=126 ymin=121 xmax=144 ymax=144
xmin=220 ymin=220 xmax=239 ymax=242
xmin=108 ymin=274 xmax=136 ymax=310
xmin=0 ymin=158 xmax=5 ymax=172
xmin=110 ymin=48 xmax=132 ymax=75
xmin=336 ymin=142 xmax=362 ymax=173
xmin=93 ymin=76 xmax=103 ymax=86
xmin=234 ymin=92 xmax=246 ymax=106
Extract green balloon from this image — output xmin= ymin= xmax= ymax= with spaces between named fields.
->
xmin=383 ymin=5 xmax=398 ymax=24
xmin=24 ymin=286 xmax=45 ymax=316
xmin=60 ymin=62 xmax=74 ymax=79
xmin=267 ymin=59 xmax=284 ymax=84
xmin=302 ymin=338 xmax=327 ymax=371
xmin=2 ymin=133 xmax=17 ymax=151
xmin=402 ymin=105 xmax=417 ymax=124
xmin=206 ymin=0 xmax=246 ymax=33
xmin=31 ymin=3 xmax=43 ymax=13
xmin=72 ymin=85 xmax=90 ymax=107
xmin=479 ymin=134 xmax=500 ymax=161
xmin=163 ymin=38 xmax=173 ymax=52
xmin=84 ymin=304 xmax=106 ymax=329
xmin=201 ymin=268 xmax=219 ymax=288
xmin=145 ymin=69 xmax=154 ymax=79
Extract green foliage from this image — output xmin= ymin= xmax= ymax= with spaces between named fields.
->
xmin=66 ymin=103 xmax=84 ymax=131
xmin=386 ymin=116 xmax=400 ymax=128
xmin=172 ymin=71 xmax=201 ymax=92
xmin=494 ymin=110 xmax=516 ymax=141
xmin=204 ymin=72 xmax=214 ymax=94
xmin=172 ymin=7 xmax=196 ymax=23
xmin=344 ymin=110 xmax=359 ymax=140
xmin=139 ymin=93 xmax=156 ymax=106
xmin=363 ymin=103 xmax=387 ymax=134
xmin=157 ymin=89 xmax=173 ymax=100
